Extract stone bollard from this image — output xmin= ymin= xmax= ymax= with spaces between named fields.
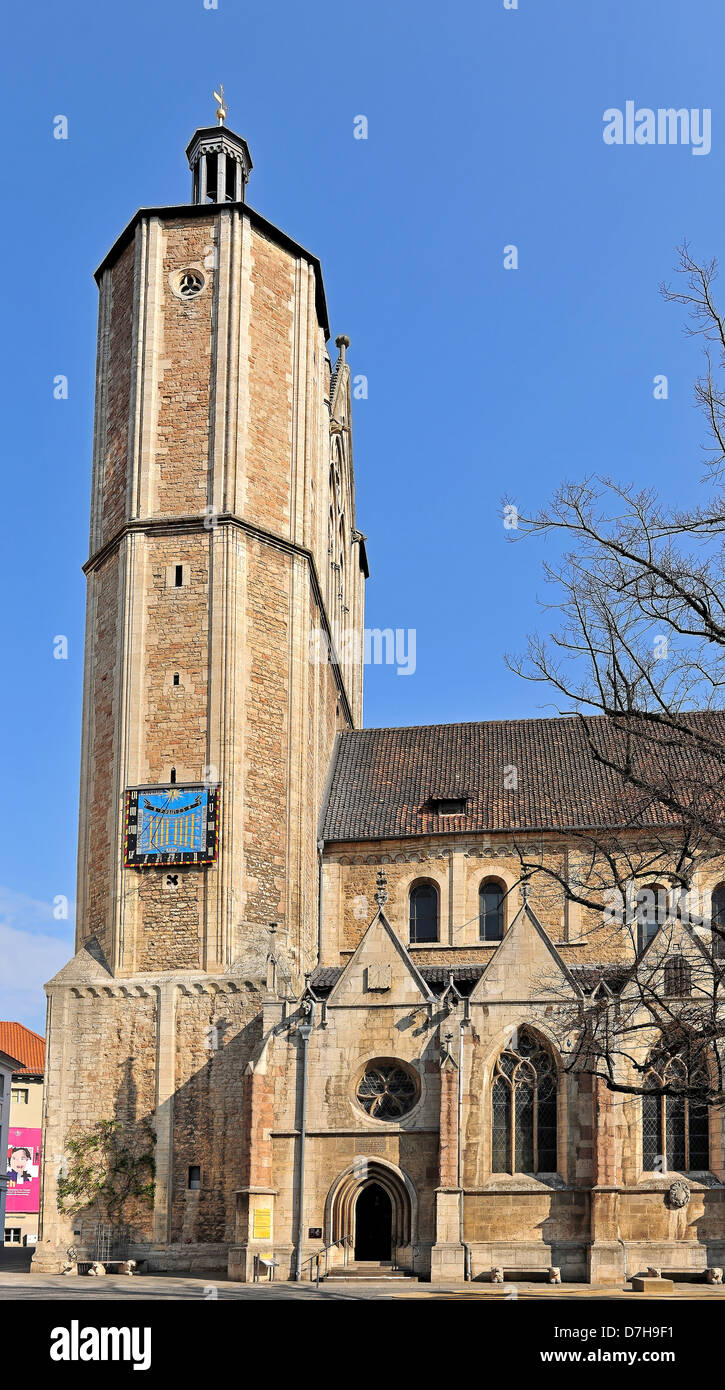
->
xmin=706 ymin=1267 xmax=723 ymax=1284
xmin=547 ymin=1267 xmax=562 ymax=1284
xmin=490 ymin=1267 xmax=504 ymax=1283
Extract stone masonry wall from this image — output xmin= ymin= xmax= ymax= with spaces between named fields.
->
xmin=39 ymin=990 xmax=158 ymax=1257
xmin=244 ymin=226 xmax=294 ymax=534
xmin=100 ymin=242 xmax=134 ymax=546
xmin=83 ymin=554 xmax=119 ymax=957
xmin=157 ymin=220 xmax=215 ymax=516
xmin=324 ymin=837 xmax=725 ymax=970
xmin=170 ymin=994 xmax=262 ymax=1245
xmin=142 ymin=537 xmax=209 ymax=782
xmin=242 ymin=538 xmax=292 ymax=929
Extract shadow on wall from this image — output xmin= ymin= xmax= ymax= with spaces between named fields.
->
xmin=57 ymin=1006 xmax=264 ymax=1256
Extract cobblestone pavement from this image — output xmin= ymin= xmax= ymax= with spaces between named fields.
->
xmin=1 ymin=1273 xmax=725 ymax=1300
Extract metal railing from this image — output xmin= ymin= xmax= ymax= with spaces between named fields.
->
xmin=93 ymin=1224 xmax=130 ymax=1264
xmin=303 ymin=1235 xmax=352 ymax=1287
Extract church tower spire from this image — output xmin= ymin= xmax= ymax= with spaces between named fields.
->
xmin=185 ymin=87 xmax=253 ymax=203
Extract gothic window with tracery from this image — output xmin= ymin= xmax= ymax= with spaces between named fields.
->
xmin=356 ymin=1060 xmax=418 ymax=1120
xmin=491 ymin=1028 xmax=558 ymax=1174
xmin=642 ymin=1051 xmax=709 ymax=1172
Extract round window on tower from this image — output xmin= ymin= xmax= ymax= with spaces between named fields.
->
xmin=171 ymin=268 xmax=206 ymax=301
xmin=355 ymin=1059 xmax=419 ymax=1121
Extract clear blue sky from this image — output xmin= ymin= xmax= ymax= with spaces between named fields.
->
xmin=1 ymin=0 xmax=723 ymax=1027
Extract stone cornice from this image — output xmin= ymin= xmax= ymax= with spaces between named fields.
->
xmin=83 ymin=511 xmax=355 ymax=727
xmin=67 ymin=977 xmax=246 ymax=1001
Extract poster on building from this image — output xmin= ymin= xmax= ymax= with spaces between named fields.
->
xmin=6 ymin=1128 xmax=41 ymax=1214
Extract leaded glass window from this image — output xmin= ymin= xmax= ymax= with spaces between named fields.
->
xmin=491 ymin=1028 xmax=558 ymax=1174
xmin=356 ymin=1061 xmax=418 ymax=1120
xmin=642 ymin=1083 xmax=662 ymax=1172
xmin=642 ymin=1051 xmax=710 ymax=1172
xmin=409 ymin=882 xmax=439 ymax=943
xmin=491 ymin=1077 xmax=511 ymax=1172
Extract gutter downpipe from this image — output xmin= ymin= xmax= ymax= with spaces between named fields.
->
xmin=294 ymin=1009 xmax=314 ymax=1281
xmin=316 ymin=838 xmax=325 ymax=966
xmin=458 ymin=1005 xmax=472 ymax=1281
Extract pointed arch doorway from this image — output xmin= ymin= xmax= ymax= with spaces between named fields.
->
xmin=326 ymin=1159 xmax=416 ymax=1265
xmin=354 ymin=1182 xmax=392 ymax=1260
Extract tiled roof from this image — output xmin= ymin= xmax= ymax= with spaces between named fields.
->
xmin=310 ymin=963 xmax=486 ymax=995
xmin=0 ymin=1023 xmax=45 ymax=1075
xmin=310 ymin=966 xmax=343 ymax=990
xmin=321 ymin=713 xmax=725 ymax=843
xmin=311 ymin=960 xmax=634 ymax=998
xmin=568 ymin=964 xmax=630 ymax=995
xmin=417 ymin=965 xmax=486 ymax=985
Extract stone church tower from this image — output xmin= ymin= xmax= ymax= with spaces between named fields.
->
xmin=34 ymin=110 xmax=367 ymax=1270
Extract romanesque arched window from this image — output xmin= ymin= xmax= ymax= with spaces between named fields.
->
xmin=642 ymin=1050 xmax=710 ymax=1172
xmin=409 ymin=881 xmax=438 ymax=944
xmin=479 ymin=880 xmax=504 ymax=941
xmin=636 ymin=884 xmax=667 ymax=953
xmin=711 ymin=883 xmax=725 ymax=960
xmin=491 ymin=1028 xmax=558 ymax=1174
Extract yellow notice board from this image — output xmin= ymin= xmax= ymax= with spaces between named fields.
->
xmin=253 ymin=1207 xmax=272 ymax=1239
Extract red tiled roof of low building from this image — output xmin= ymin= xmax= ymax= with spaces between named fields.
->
xmin=0 ymin=1022 xmax=45 ymax=1075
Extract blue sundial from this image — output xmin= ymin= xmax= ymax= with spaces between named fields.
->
xmin=124 ymin=784 xmax=219 ymax=866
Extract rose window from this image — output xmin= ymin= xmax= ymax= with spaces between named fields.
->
xmin=356 ymin=1061 xmax=418 ymax=1120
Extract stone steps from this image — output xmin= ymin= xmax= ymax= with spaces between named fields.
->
xmin=324 ymin=1262 xmax=414 ymax=1282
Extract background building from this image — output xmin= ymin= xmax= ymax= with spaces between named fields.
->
xmin=0 ymin=1024 xmax=44 ymax=1249
xmin=0 ymin=1035 xmax=26 ymax=1244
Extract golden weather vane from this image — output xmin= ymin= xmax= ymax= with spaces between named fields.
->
xmin=213 ymin=84 xmax=227 ymax=126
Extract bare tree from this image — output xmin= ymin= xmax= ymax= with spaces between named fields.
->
xmin=507 ymin=244 xmax=725 ymax=1107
